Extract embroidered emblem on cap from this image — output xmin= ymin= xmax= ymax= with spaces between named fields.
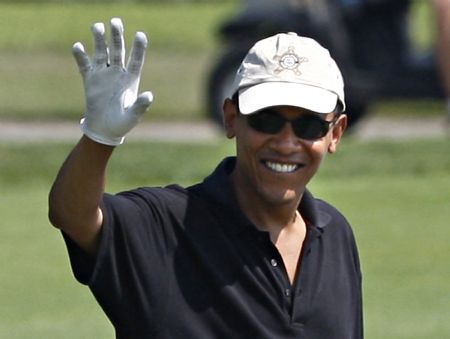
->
xmin=274 ymin=47 xmax=308 ymax=76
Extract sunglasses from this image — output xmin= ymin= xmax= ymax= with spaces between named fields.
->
xmin=245 ymin=109 xmax=338 ymax=140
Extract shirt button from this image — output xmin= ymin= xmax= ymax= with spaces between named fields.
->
xmin=270 ymin=259 xmax=278 ymax=267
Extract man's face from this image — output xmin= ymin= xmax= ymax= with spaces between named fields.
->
xmin=223 ymin=99 xmax=346 ymax=208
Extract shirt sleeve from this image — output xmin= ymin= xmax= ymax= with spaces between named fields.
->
xmin=61 ymin=188 xmax=180 ymax=328
xmin=61 ymin=189 xmax=175 ymax=286
xmin=61 ymin=192 xmax=141 ymax=285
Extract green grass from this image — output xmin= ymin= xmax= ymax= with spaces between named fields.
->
xmin=311 ymin=175 xmax=450 ymax=338
xmin=1 ymin=137 xmax=449 ymax=338
xmin=0 ymin=184 xmax=114 ymax=338
xmin=0 ymin=50 xmax=214 ymax=121
xmin=0 ymin=3 xmax=237 ymax=52
xmin=0 ymin=3 xmax=237 ymax=121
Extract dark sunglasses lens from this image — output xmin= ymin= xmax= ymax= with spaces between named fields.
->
xmin=247 ymin=111 xmax=285 ymax=134
xmin=292 ymin=116 xmax=329 ymax=140
xmin=247 ymin=110 xmax=331 ymax=140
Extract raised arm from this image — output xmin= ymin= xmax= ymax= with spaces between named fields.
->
xmin=48 ymin=18 xmax=153 ymax=255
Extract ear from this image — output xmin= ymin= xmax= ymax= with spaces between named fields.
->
xmin=223 ymin=98 xmax=238 ymax=139
xmin=328 ymin=114 xmax=347 ymax=154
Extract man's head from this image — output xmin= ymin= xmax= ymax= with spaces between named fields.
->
xmin=230 ymin=32 xmax=345 ymax=115
xmin=223 ymin=33 xmax=347 ymax=208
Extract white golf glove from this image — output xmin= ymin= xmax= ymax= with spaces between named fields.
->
xmin=73 ymin=18 xmax=153 ymax=146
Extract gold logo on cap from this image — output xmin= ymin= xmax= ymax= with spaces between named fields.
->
xmin=274 ymin=47 xmax=308 ymax=75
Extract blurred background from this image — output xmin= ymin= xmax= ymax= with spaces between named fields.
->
xmin=0 ymin=0 xmax=449 ymax=338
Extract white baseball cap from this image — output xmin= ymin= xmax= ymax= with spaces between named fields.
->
xmin=231 ymin=32 xmax=345 ymax=114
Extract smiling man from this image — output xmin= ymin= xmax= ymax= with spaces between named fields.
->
xmin=49 ymin=19 xmax=363 ymax=339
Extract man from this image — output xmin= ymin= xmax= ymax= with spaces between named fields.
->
xmin=49 ymin=18 xmax=363 ymax=338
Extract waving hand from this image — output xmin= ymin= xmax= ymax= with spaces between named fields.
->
xmin=73 ymin=18 xmax=153 ymax=146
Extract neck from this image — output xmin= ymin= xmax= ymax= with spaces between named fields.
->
xmin=231 ymin=171 xmax=303 ymax=234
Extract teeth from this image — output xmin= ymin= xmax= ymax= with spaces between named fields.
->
xmin=265 ymin=161 xmax=298 ymax=173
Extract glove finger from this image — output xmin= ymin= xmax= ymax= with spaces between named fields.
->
xmin=72 ymin=42 xmax=91 ymax=76
xmin=91 ymin=22 xmax=108 ymax=66
xmin=109 ymin=17 xmax=125 ymax=67
xmin=127 ymin=32 xmax=148 ymax=76
xmin=127 ymin=91 xmax=154 ymax=117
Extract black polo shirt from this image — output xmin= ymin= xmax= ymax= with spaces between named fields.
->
xmin=64 ymin=157 xmax=363 ymax=338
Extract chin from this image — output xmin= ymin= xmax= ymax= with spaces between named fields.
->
xmin=258 ymin=186 xmax=301 ymax=206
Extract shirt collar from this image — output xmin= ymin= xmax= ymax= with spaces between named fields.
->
xmin=299 ymin=190 xmax=332 ymax=229
xmin=201 ymin=157 xmax=331 ymax=235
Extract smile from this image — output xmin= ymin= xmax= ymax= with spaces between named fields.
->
xmin=264 ymin=161 xmax=300 ymax=173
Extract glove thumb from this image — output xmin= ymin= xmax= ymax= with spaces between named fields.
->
xmin=127 ymin=91 xmax=154 ymax=118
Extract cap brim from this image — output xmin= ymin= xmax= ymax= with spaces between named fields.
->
xmin=238 ymin=82 xmax=338 ymax=114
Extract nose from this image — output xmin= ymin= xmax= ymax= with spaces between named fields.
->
xmin=269 ymin=121 xmax=301 ymax=154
